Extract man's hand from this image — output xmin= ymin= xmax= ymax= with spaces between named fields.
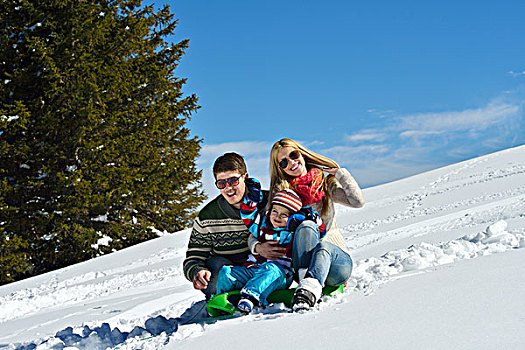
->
xmin=192 ymin=270 xmax=211 ymax=290
xmin=255 ymin=241 xmax=286 ymax=260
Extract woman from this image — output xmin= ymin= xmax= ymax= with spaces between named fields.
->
xmin=250 ymin=138 xmax=364 ymax=309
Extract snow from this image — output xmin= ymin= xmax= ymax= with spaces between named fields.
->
xmin=91 ymin=235 xmax=112 ymax=249
xmin=1 ymin=115 xmax=19 ymax=122
xmin=1 ymin=145 xmax=524 ymax=350
xmin=91 ymin=214 xmax=108 ymax=222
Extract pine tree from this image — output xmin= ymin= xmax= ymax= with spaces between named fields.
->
xmin=0 ymin=0 xmax=205 ymax=284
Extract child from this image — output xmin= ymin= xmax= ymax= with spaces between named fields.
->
xmin=215 ymin=178 xmax=325 ymax=313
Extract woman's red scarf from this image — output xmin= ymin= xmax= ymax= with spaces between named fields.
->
xmin=290 ymin=168 xmax=325 ymax=205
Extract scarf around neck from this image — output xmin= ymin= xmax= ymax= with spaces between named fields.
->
xmin=290 ymin=168 xmax=325 ymax=205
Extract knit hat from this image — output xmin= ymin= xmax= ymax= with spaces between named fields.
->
xmin=272 ymin=189 xmax=302 ymax=213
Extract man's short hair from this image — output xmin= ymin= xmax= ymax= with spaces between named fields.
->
xmin=213 ymin=152 xmax=247 ymax=179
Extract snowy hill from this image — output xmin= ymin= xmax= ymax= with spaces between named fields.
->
xmin=1 ymin=145 xmax=524 ymax=350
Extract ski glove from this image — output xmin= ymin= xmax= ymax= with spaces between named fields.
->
xmin=287 ymin=207 xmax=316 ymax=232
xmin=245 ymin=178 xmax=262 ymax=203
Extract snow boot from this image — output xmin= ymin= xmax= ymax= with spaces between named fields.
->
xmin=237 ymin=294 xmax=258 ymax=314
xmin=292 ymin=277 xmax=322 ymax=311
xmin=237 ymin=298 xmax=254 ymax=313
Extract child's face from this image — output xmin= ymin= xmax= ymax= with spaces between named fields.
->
xmin=269 ymin=204 xmax=292 ymax=228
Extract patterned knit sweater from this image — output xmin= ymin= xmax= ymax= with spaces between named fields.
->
xmin=183 ymin=193 xmax=267 ymax=282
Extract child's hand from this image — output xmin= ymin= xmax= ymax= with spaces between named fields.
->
xmin=245 ymin=178 xmax=262 ymax=202
xmin=287 ymin=207 xmax=317 ymax=232
xmin=299 ymin=207 xmax=315 ymax=220
xmin=287 ymin=212 xmax=306 ymax=232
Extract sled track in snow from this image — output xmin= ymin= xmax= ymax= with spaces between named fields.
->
xmin=0 ymin=247 xmax=185 ymax=325
xmin=343 ymin=193 xmax=525 ymax=251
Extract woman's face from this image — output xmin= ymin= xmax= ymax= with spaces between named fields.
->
xmin=277 ymin=146 xmax=308 ymax=178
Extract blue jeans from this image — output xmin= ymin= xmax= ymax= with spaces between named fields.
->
xmin=216 ymin=263 xmax=292 ymax=306
xmin=292 ymin=221 xmax=353 ymax=287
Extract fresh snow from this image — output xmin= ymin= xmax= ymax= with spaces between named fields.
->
xmin=1 ymin=145 xmax=524 ymax=350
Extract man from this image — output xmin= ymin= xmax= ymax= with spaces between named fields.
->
xmin=183 ymin=152 xmax=267 ymax=299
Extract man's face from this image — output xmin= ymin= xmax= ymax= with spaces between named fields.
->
xmin=215 ymin=171 xmax=247 ymax=209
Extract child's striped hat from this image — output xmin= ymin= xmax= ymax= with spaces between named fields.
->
xmin=272 ymin=189 xmax=302 ymax=213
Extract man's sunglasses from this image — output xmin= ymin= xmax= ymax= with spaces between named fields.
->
xmin=278 ymin=150 xmax=301 ymax=170
xmin=215 ymin=175 xmax=243 ymax=189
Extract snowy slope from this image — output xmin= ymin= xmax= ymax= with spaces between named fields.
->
xmin=1 ymin=145 xmax=524 ymax=350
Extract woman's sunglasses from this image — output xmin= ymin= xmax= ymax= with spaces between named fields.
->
xmin=215 ymin=175 xmax=243 ymax=189
xmin=278 ymin=150 xmax=301 ymax=169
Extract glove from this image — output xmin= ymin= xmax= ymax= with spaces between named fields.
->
xmin=296 ymin=207 xmax=316 ymax=221
xmin=245 ymin=178 xmax=262 ymax=203
xmin=286 ymin=207 xmax=317 ymax=232
xmin=286 ymin=212 xmax=305 ymax=232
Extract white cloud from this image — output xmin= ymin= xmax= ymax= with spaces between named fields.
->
xmin=352 ymin=101 xmax=522 ymax=147
xmin=322 ymin=144 xmax=389 ymax=157
xmin=508 ymin=70 xmax=525 ymax=77
xmin=326 ymin=95 xmax=523 ymax=186
xmin=398 ymin=102 xmax=520 ymax=136
xmin=367 ymin=109 xmax=395 ymax=118
xmin=304 ymin=140 xmax=325 ymax=147
xmin=346 ymin=132 xmax=388 ymax=142
xmin=399 ymin=130 xmax=444 ymax=138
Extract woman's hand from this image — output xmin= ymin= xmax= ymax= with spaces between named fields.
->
xmin=322 ymin=167 xmax=339 ymax=176
xmin=255 ymin=241 xmax=287 ymax=259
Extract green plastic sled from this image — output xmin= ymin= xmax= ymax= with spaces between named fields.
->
xmin=206 ymin=284 xmax=344 ymax=317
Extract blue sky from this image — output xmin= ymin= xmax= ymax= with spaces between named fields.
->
xmin=155 ymin=0 xmax=525 ymax=198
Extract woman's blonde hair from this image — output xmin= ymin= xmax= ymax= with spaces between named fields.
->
xmin=269 ymin=138 xmax=339 ymax=218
